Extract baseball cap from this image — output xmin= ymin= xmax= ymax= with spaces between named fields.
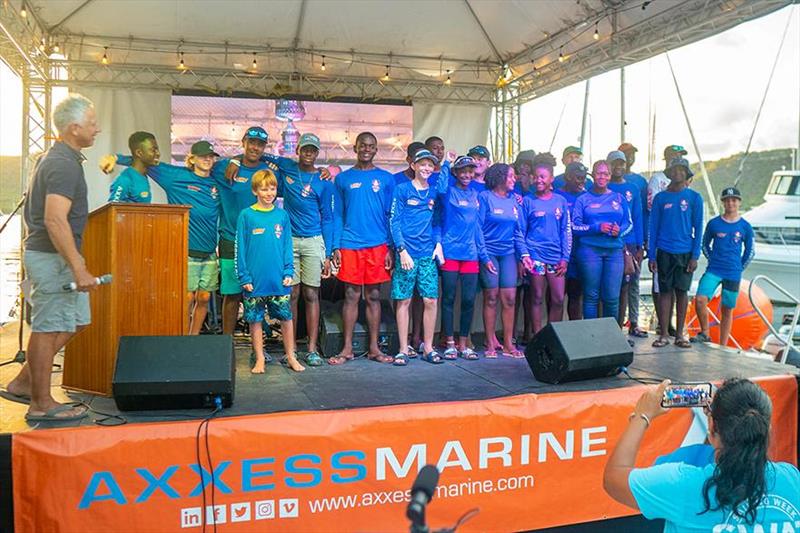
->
xmin=243 ymin=126 xmax=268 ymax=141
xmin=562 ymin=145 xmax=582 ymax=158
xmin=412 ymin=149 xmax=438 ymax=164
xmin=453 ymin=155 xmax=477 ymax=169
xmin=606 ymin=150 xmax=627 ymax=163
xmin=618 ymin=142 xmax=637 ymax=153
xmin=406 ymin=141 xmax=426 ymax=158
xmin=721 ymin=187 xmax=742 ymax=200
xmin=467 ymin=145 xmax=490 ymax=159
xmin=565 ymin=161 xmax=589 ymax=177
xmin=298 ymin=133 xmax=321 ymax=150
xmin=663 ymin=144 xmax=687 ymax=160
xmin=190 ymin=140 xmax=219 ymax=157
xmin=666 ymin=157 xmax=694 ymax=178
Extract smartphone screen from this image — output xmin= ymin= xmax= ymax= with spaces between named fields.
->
xmin=661 ymin=383 xmax=713 ymax=408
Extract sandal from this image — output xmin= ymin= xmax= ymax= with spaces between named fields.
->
xmin=368 ymin=353 xmax=395 ymax=364
xmin=459 ymin=348 xmax=479 ymax=360
xmin=25 ymin=404 xmax=88 ymax=422
xmin=421 ymin=351 xmax=444 ymax=364
xmin=393 ymin=354 xmax=408 ymax=366
xmin=304 ymin=351 xmax=324 ymax=367
xmin=674 ymin=337 xmax=691 ymax=349
xmin=327 ymin=353 xmax=354 ymax=365
xmin=442 ymin=344 xmax=458 ymax=360
xmin=629 ymin=327 xmax=648 ymax=338
xmin=502 ymin=349 xmax=526 ymax=359
xmin=405 ymin=345 xmax=418 ymax=359
xmin=690 ymin=332 xmax=712 ymax=343
xmin=652 ymin=337 xmax=670 ymax=348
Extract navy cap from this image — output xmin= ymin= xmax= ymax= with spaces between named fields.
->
xmin=565 ymin=161 xmax=589 ymax=177
xmin=243 ymin=126 xmax=268 ymax=141
xmin=721 ymin=187 xmax=741 ymax=200
xmin=666 ymin=157 xmax=694 ymax=178
xmin=453 ymin=155 xmax=477 ymax=169
xmin=412 ymin=149 xmax=438 ymax=164
xmin=467 ymin=145 xmax=490 ymax=159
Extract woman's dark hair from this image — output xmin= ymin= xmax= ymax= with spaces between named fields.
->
xmin=485 ymin=163 xmax=512 ymax=191
xmin=533 ymin=162 xmax=554 ymax=176
xmin=701 ymin=378 xmax=772 ymax=524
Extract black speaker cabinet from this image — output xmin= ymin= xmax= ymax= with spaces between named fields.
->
xmin=525 ymin=318 xmax=633 ymax=384
xmin=320 ymin=300 xmax=399 ymax=357
xmin=112 ymin=335 xmax=235 ymax=411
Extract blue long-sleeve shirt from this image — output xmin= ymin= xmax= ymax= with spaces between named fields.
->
xmin=235 ymin=205 xmax=293 ymax=297
xmin=332 ymin=167 xmax=394 ymax=250
xmin=521 ymin=194 xmax=572 ymax=264
xmin=389 ymin=181 xmax=440 ymax=259
xmin=648 ymin=188 xmax=704 ymax=259
xmin=555 ymin=188 xmax=585 ymax=263
xmin=608 ymin=180 xmax=644 ymax=247
xmin=261 ymin=155 xmax=334 ymax=256
xmin=478 ymin=190 xmax=528 ymax=259
xmin=115 ymin=156 xmax=220 ymax=253
xmin=571 ymin=190 xmax=632 ymax=250
xmin=702 ymin=216 xmax=755 ymax=281
xmin=437 ymin=184 xmax=488 ymax=263
xmin=108 ymin=167 xmax=152 ymax=203
xmin=212 ymin=157 xmax=281 ymax=242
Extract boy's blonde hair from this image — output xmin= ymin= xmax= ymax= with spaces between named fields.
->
xmin=251 ymin=169 xmax=278 ymax=191
xmin=184 ymin=154 xmax=196 ymax=171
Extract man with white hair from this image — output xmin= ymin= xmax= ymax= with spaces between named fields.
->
xmin=3 ymin=94 xmax=100 ymax=422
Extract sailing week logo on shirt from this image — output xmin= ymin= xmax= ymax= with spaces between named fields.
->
xmin=733 ymin=231 xmax=742 ymax=244
xmin=211 ymin=186 xmax=218 ymax=199
xmin=680 ymin=199 xmax=689 ymax=211
xmin=274 ymin=224 xmax=283 ymax=239
xmin=611 ymin=200 xmax=620 ymax=211
xmin=428 ymin=199 xmax=435 ymax=210
xmin=625 ymin=190 xmax=633 ymax=202
xmin=301 ymin=184 xmax=312 ymax=198
xmin=554 ymin=207 xmax=562 ymax=220
xmin=371 ymin=179 xmax=381 ymax=193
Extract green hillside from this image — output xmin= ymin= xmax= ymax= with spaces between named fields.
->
xmin=688 ymin=148 xmax=795 ymax=211
xmin=0 ymin=156 xmax=23 ymax=213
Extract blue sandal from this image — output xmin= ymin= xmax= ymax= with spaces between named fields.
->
xmin=304 ymin=351 xmax=324 ymax=367
xmin=421 ymin=351 xmax=444 ymax=364
xmin=393 ymin=354 xmax=409 ymax=366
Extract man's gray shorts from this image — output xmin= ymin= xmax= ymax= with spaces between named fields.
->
xmin=24 ymin=250 xmax=91 ymax=333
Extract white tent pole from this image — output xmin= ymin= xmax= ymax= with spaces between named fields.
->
xmin=666 ymin=53 xmax=719 ymax=216
xmin=580 ymin=79 xmax=591 ymax=152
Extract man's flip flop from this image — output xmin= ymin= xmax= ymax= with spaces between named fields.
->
xmin=327 ymin=354 xmax=354 ymax=365
xmin=368 ymin=353 xmax=395 ymax=364
xmin=0 ymin=388 xmax=31 ymax=405
xmin=25 ymin=404 xmax=88 ymax=422
xmin=652 ymin=337 xmax=670 ymax=348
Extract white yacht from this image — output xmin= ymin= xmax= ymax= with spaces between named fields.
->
xmin=743 ymin=170 xmax=800 ymax=304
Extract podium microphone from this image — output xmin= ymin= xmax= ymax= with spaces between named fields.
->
xmin=407 ymin=465 xmax=439 ymax=533
xmin=63 ymin=274 xmax=113 ymax=292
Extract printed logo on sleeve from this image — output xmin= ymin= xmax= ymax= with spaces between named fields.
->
xmin=625 ymin=190 xmax=633 ymax=202
xmin=428 ymin=199 xmax=435 ymax=210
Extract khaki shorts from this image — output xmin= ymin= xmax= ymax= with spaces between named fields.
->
xmin=188 ymin=254 xmax=219 ymax=292
xmin=292 ymin=235 xmax=326 ymax=287
xmin=24 ymin=250 xmax=91 ymax=333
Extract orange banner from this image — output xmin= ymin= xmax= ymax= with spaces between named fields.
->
xmin=13 ymin=375 xmax=797 ymax=532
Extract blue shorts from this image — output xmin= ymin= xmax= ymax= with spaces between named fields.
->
xmin=696 ymin=271 xmax=739 ymax=309
xmin=243 ymin=295 xmax=292 ymax=323
xmin=391 ymin=255 xmax=439 ymax=300
xmin=480 ymin=253 xmax=518 ymax=289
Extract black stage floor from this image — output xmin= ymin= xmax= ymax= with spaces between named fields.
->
xmin=2 ymin=335 xmax=797 ymax=432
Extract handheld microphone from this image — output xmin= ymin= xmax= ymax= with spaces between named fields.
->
xmin=407 ymin=465 xmax=439 ymax=532
xmin=63 ymin=274 xmax=113 ymax=292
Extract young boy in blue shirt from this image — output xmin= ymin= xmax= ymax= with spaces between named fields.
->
xmin=108 ymin=131 xmax=158 ymax=203
xmin=648 ymin=157 xmax=704 ymax=349
xmin=692 ymin=187 xmax=754 ymax=346
xmin=235 ymin=170 xmax=303 ymax=374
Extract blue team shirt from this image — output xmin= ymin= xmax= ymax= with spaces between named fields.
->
xmin=389 ymin=181 xmax=439 ymax=259
xmin=115 ymin=156 xmax=219 ymax=253
xmin=609 ymin=179 xmax=644 ymax=246
xmin=555 ymin=187 xmax=586 ymax=263
xmin=263 ymin=155 xmax=334 ymax=256
xmin=649 ymin=188 xmax=704 ymax=259
xmin=702 ymin=216 xmax=755 ymax=281
xmin=521 ymin=194 xmax=572 ymax=264
xmin=624 ymin=172 xmax=650 ymax=242
xmin=478 ymin=190 xmax=527 ymax=258
xmin=108 ymin=167 xmax=151 ymax=203
xmin=212 ymin=158 xmax=280 ymax=243
xmin=629 ymin=461 xmax=800 ymax=533
xmin=571 ymin=190 xmax=632 ymax=249
xmin=235 ymin=206 xmax=293 ymax=297
xmin=332 ymin=167 xmax=394 ymax=250
xmin=469 ymin=180 xmax=488 ymax=193
xmin=553 ymin=173 xmax=593 ymax=192
xmin=437 ymin=184 xmax=487 ymax=263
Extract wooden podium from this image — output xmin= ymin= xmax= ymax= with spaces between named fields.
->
xmin=63 ymin=203 xmax=190 ymax=395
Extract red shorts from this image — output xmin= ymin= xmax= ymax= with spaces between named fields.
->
xmin=337 ymin=244 xmax=391 ymax=285
xmin=441 ymin=258 xmax=480 ymax=274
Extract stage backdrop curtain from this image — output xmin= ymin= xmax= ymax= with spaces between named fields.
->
xmin=74 ymin=86 xmax=172 ymax=210
xmin=412 ymin=101 xmax=491 ymax=156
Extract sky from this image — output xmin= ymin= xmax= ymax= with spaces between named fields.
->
xmin=521 ymin=4 xmax=800 ymax=174
xmin=1 ymin=4 xmax=798 ymax=166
